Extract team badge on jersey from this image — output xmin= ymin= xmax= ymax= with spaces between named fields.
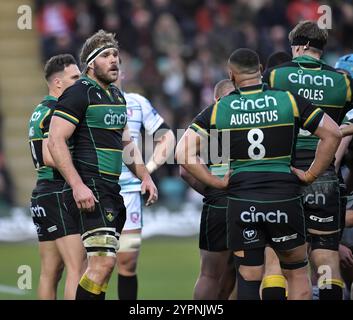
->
xmin=104 ymin=208 xmax=115 ymax=222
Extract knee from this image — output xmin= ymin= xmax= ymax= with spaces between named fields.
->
xmin=238 ymin=265 xmax=263 ymax=281
xmin=41 ymin=260 xmax=64 ymax=281
xmin=87 ymin=257 xmax=116 ymax=282
xmin=118 ymin=254 xmax=138 ymax=274
xmin=234 ymin=248 xmax=264 ymax=281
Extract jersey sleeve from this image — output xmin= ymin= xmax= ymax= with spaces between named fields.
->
xmin=189 ymin=105 xmax=213 ymax=137
xmin=40 ymin=109 xmax=54 ymax=138
xmin=53 ymin=84 xmax=88 ymax=126
xmin=293 ymin=93 xmax=324 ymax=133
xmin=139 ymin=95 xmax=164 ymax=135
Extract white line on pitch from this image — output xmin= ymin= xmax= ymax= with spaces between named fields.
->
xmin=0 ymin=284 xmax=27 ymax=295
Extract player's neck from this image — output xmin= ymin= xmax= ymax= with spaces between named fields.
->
xmin=87 ymin=73 xmax=110 ymax=90
xmin=48 ymin=89 xmax=60 ymax=99
xmin=297 ymin=52 xmax=321 ymax=60
xmin=237 ymin=78 xmax=262 ymax=89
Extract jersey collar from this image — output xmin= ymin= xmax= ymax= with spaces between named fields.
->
xmin=292 ymin=55 xmax=326 ymax=66
xmin=235 ymin=83 xmax=267 ymax=95
xmin=81 ymin=75 xmax=114 ymax=102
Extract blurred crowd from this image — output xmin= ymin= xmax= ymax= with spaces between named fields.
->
xmin=33 ymin=0 xmax=353 ymax=203
xmin=0 ymin=110 xmax=15 ymax=210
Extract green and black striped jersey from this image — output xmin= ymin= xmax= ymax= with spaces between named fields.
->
xmin=53 ymin=76 xmax=127 ymax=184
xmin=189 ymin=105 xmax=228 ymax=203
xmin=263 ymin=55 xmax=353 ymax=162
xmin=190 ymin=83 xmax=323 ymax=195
xmin=28 ymin=95 xmax=63 ymax=182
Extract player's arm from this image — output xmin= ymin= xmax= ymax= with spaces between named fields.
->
xmin=140 ymin=95 xmax=176 ymax=173
xmin=340 ymin=123 xmax=353 ymax=137
xmin=146 ymin=125 xmax=175 ymax=174
xmin=122 ymin=125 xmax=158 ymax=206
xmin=340 ymin=75 xmax=353 ymax=137
xmin=179 ymin=166 xmax=205 ymax=195
xmin=175 ymin=128 xmax=229 ymax=189
xmin=42 ymin=139 xmax=55 ymax=167
xmin=48 ymin=117 xmax=98 ymax=212
xmin=41 ymin=110 xmax=56 ymax=167
xmin=346 ymin=209 xmax=353 ymax=228
xmin=48 ymin=85 xmax=98 ymax=212
xmin=335 ymin=125 xmax=353 ymax=171
xmin=291 ymin=94 xmax=342 ymax=183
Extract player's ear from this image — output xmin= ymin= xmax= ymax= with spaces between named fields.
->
xmin=228 ymin=69 xmax=236 ymax=84
xmin=53 ymin=77 xmax=62 ymax=89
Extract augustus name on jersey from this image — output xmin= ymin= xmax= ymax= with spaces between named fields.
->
xmin=191 ymin=83 xmax=324 ymax=199
xmin=53 ymin=76 xmax=127 ymax=183
xmin=119 ymin=93 xmax=164 ymax=193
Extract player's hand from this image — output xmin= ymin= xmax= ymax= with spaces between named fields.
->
xmin=141 ymin=175 xmax=158 ymax=206
xmin=214 ymin=170 xmax=231 ymax=190
xmin=72 ymin=182 xmax=99 ymax=212
xmin=339 ymin=244 xmax=353 ymax=268
xmin=291 ymin=166 xmax=316 ymax=185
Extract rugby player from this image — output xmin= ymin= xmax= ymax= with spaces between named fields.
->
xmin=28 ymin=54 xmax=86 ymax=299
xmin=180 ymin=79 xmax=236 ymax=300
xmin=176 ymin=48 xmax=341 ymax=300
xmin=48 ymin=30 xmax=158 ymax=300
xmin=263 ymin=20 xmax=353 ymax=300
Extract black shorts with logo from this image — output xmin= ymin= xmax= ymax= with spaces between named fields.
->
xmin=30 ymin=180 xmax=79 ymax=242
xmin=199 ymin=197 xmax=228 ymax=252
xmin=301 ymin=172 xmax=340 ymax=234
xmin=227 ymin=196 xmax=305 ymax=252
xmin=63 ymin=178 xmax=126 ymax=241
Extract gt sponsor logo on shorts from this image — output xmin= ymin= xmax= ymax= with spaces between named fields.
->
xmin=309 ymin=215 xmax=334 ymax=223
xmin=47 ymin=225 xmax=57 ymax=233
xmin=272 ymin=233 xmax=298 ymax=243
xmin=240 ymin=206 xmax=288 ymax=224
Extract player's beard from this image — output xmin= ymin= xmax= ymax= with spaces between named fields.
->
xmin=93 ymin=62 xmax=118 ymax=86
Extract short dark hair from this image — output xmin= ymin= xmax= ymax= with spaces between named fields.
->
xmin=288 ymin=20 xmax=328 ymax=51
xmin=228 ymin=48 xmax=260 ymax=73
xmin=266 ymin=51 xmax=292 ymax=69
xmin=80 ymin=29 xmax=119 ymax=70
xmin=214 ymin=79 xmax=234 ymax=100
xmin=44 ymin=54 xmax=77 ymax=81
